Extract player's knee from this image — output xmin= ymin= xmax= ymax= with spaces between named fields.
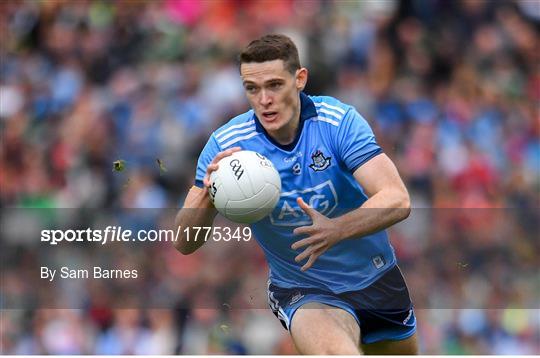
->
xmin=317 ymin=343 xmax=360 ymax=355
xmin=294 ymin=336 xmax=360 ymax=355
xmin=323 ymin=347 xmax=360 ymax=355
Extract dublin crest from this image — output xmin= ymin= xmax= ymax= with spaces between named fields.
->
xmin=309 ymin=150 xmax=331 ymax=172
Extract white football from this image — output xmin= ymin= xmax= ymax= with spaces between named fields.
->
xmin=209 ymin=150 xmax=281 ymax=224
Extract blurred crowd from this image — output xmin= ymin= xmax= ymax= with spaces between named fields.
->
xmin=1 ymin=0 xmax=539 ymax=354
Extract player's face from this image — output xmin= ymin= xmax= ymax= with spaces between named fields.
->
xmin=240 ymin=60 xmax=307 ymax=142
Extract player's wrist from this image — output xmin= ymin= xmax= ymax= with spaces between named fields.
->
xmin=331 ymin=217 xmax=352 ymax=242
xmin=194 ymin=186 xmax=215 ymax=209
xmin=202 ymin=192 xmax=215 ymax=209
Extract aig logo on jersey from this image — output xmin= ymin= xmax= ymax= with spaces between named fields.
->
xmin=309 ymin=150 xmax=331 ymax=172
xmin=270 ymin=180 xmax=338 ymax=226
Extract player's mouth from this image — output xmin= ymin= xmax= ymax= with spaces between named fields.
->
xmin=261 ymin=111 xmax=278 ymax=122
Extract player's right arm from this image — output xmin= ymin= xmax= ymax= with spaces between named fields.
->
xmin=173 ymin=146 xmax=241 ymax=255
xmin=173 ymin=186 xmax=216 ymax=254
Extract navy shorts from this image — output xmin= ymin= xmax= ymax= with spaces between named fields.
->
xmin=267 ymin=265 xmax=416 ymax=344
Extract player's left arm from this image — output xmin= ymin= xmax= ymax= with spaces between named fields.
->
xmin=337 ymin=153 xmax=411 ymax=236
xmin=291 ymin=154 xmax=410 ymax=271
xmin=292 ymin=106 xmax=410 ymax=271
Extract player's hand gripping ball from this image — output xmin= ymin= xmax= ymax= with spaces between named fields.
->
xmin=209 ymin=151 xmax=281 ymax=224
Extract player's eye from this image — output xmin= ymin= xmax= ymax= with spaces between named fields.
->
xmin=244 ymin=85 xmax=258 ymax=94
xmin=268 ymin=82 xmax=283 ymax=90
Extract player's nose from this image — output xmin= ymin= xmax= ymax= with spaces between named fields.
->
xmin=259 ymin=90 xmax=272 ymax=106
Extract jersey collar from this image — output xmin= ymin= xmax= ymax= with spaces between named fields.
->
xmin=253 ymin=92 xmax=317 ymax=151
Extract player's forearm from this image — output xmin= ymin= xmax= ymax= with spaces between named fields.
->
xmin=334 ymin=188 xmax=411 ymax=241
xmin=174 ymin=187 xmax=217 ymax=255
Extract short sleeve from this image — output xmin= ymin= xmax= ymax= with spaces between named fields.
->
xmin=336 ymin=109 xmax=383 ymax=173
xmin=194 ymin=134 xmax=222 ymax=188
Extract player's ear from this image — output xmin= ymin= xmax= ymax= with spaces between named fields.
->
xmin=295 ymin=68 xmax=308 ymax=91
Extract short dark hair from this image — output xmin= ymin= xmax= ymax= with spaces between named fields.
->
xmin=239 ymin=34 xmax=301 ymax=74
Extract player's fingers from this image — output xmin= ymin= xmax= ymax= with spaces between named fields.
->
xmin=301 ymin=250 xmax=322 ymax=272
xmin=205 ymin=165 xmax=219 ymax=183
xmin=210 ymin=154 xmax=225 ymax=166
xmin=293 ymin=225 xmax=313 ymax=236
xmin=294 ymin=245 xmax=314 ymax=262
xmin=206 ymin=163 xmax=219 ymax=173
xmin=296 ymin=197 xmax=318 ymax=218
xmin=204 ymin=164 xmax=219 ymax=187
xmin=204 ymin=145 xmax=239 ymax=186
xmin=212 ymin=147 xmax=242 ymax=164
xmin=295 ymin=241 xmax=325 ymax=262
xmin=207 ymin=148 xmax=241 ymax=182
xmin=294 ymin=249 xmax=309 ymax=263
xmin=291 ymin=236 xmax=316 ymax=250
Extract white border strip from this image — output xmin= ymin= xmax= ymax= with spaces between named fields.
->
xmin=315 ymin=101 xmax=346 ymax=114
xmin=313 ymin=116 xmax=339 ymax=127
xmin=317 ymin=108 xmax=343 ymax=121
xmin=216 ymin=126 xmax=256 ymax=143
xmin=220 ymin=131 xmax=260 ymax=148
xmin=215 ymin=120 xmax=255 ymax=139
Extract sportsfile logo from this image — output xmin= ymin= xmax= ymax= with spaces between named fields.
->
xmin=270 ymin=180 xmax=338 ymax=227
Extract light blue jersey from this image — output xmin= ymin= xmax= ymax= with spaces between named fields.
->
xmin=195 ymin=93 xmax=396 ymax=293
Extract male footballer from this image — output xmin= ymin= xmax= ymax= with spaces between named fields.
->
xmin=175 ymin=34 xmax=417 ymax=355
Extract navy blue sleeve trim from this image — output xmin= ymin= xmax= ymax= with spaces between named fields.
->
xmin=194 ymin=179 xmax=204 ymax=188
xmin=350 ymin=148 xmax=383 ymax=173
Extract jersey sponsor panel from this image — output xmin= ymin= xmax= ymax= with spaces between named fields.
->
xmin=270 ymin=180 xmax=338 ymax=227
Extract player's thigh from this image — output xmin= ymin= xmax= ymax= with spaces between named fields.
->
xmin=290 ymin=302 xmax=361 ymax=355
xmin=361 ymin=332 xmax=418 ymax=355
